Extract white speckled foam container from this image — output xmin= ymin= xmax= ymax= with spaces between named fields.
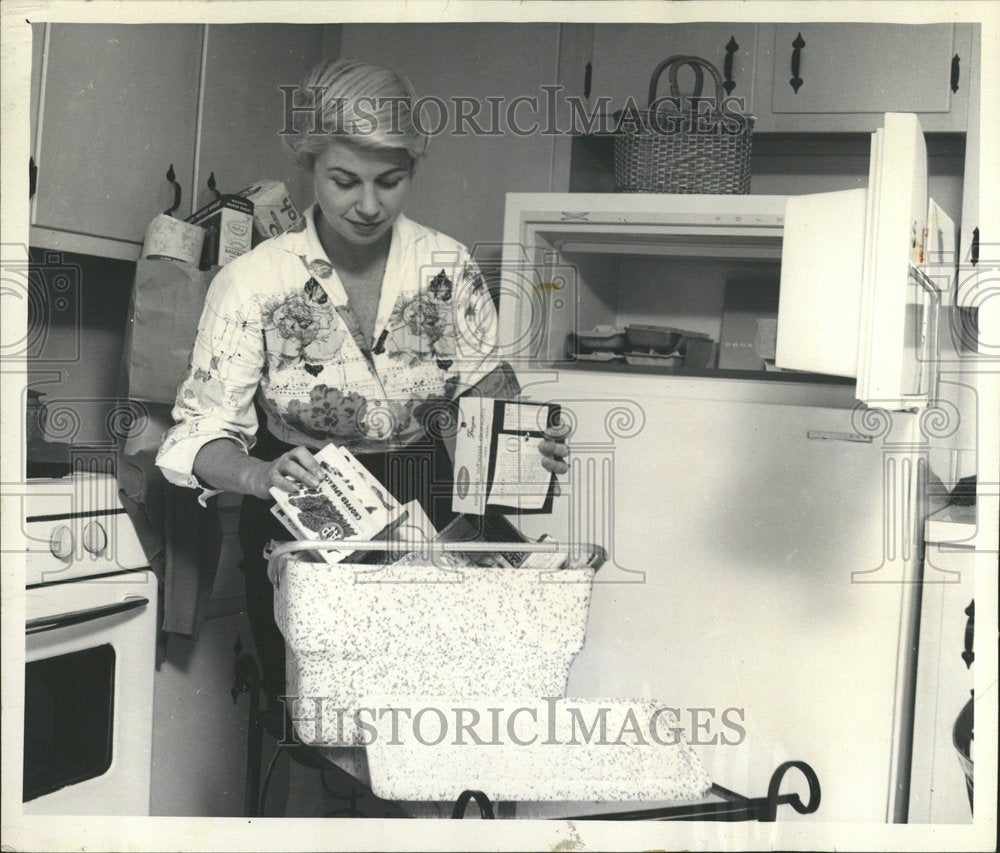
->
xmin=272 ymin=558 xmax=596 ymax=746
xmin=364 ymin=698 xmax=714 ymax=802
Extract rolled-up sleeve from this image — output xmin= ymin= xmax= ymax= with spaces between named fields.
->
xmin=156 ymin=260 xmax=266 ymax=500
xmin=451 ymin=256 xmax=502 ymax=395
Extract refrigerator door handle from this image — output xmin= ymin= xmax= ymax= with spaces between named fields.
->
xmin=806 ymin=430 xmax=874 ymax=443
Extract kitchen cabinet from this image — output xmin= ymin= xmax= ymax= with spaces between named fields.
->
xmin=586 ymin=24 xmax=758 ymax=117
xmin=338 ymin=23 xmax=574 ymax=255
xmin=193 ymin=24 xmax=319 ymax=212
xmin=577 ymin=23 xmax=972 ymax=134
xmin=909 ymin=538 xmax=975 ymax=823
xmin=957 ymin=25 xmax=980 ymax=289
xmin=29 ymin=23 xmax=44 ymax=163
xmin=31 ymin=24 xmax=203 ymax=259
xmin=754 ymin=24 xmax=973 ymax=132
xmin=29 ymin=23 xmax=325 ymax=262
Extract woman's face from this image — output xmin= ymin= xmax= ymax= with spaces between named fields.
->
xmin=312 ymin=140 xmax=412 ymax=249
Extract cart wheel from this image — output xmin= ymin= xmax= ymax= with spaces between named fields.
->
xmin=451 ymin=789 xmax=495 ymax=819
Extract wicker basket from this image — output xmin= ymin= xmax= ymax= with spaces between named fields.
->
xmin=614 ymin=55 xmax=753 ymax=194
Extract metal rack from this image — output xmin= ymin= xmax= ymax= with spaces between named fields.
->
xmin=232 ymin=644 xmax=821 ymax=821
xmin=450 ymin=763 xmax=820 ymax=821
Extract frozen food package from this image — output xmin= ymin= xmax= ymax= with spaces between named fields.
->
xmin=452 ymin=398 xmax=560 ymax=515
xmin=268 ymin=443 xmax=402 ymax=564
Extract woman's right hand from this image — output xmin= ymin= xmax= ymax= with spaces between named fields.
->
xmin=247 ymin=446 xmax=324 ymax=499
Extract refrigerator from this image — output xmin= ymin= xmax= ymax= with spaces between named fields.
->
xmin=499 ymin=114 xmax=958 ymax=822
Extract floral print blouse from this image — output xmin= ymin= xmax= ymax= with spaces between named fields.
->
xmin=156 ymin=204 xmax=501 ymax=497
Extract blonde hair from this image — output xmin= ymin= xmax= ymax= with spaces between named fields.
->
xmin=281 ymin=58 xmax=428 ymax=170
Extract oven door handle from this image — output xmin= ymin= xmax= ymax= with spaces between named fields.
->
xmin=26 ymin=596 xmax=149 ymax=635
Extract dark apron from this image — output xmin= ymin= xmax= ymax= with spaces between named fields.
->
xmin=239 ymin=409 xmax=458 ymax=701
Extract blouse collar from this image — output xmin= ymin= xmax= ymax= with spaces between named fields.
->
xmin=286 ymin=203 xmax=416 ymax=350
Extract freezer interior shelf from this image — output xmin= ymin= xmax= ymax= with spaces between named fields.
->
xmin=552 ymin=359 xmax=856 ymax=385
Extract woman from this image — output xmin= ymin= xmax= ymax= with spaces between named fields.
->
xmin=156 ymin=58 xmax=568 ymax=700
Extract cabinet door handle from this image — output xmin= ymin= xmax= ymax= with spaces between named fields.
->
xmin=164 ymin=164 xmax=182 ymax=216
xmin=950 ymin=54 xmax=960 ymax=93
xmin=961 ymin=599 xmax=974 ymax=668
xmin=207 ymin=171 xmax=222 ymax=202
xmin=790 ymin=32 xmax=805 ymax=93
xmin=970 ymin=227 xmax=979 ymax=266
xmin=583 ymin=61 xmax=592 ymax=99
xmin=29 ymin=156 xmax=37 ymax=199
xmin=723 ymin=36 xmax=738 ymax=96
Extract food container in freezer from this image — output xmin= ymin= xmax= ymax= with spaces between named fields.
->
xmin=364 ymin=697 xmax=714 ymax=803
xmin=623 ymin=352 xmax=684 ymax=367
xmin=625 ymin=324 xmax=707 ymax=353
xmin=574 ymin=325 xmax=629 ymax=352
xmin=270 ymin=540 xmax=597 ymax=746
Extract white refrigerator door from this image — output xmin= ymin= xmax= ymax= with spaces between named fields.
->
xmin=516 ymin=388 xmax=922 ymax=822
xmin=776 ymin=113 xmax=934 ymax=410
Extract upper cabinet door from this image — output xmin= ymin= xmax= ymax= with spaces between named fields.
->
xmin=760 ymin=24 xmax=971 ymax=132
xmin=588 ymin=24 xmax=758 ymax=117
xmin=30 ymin=24 xmax=44 ymax=157
xmin=32 ymin=24 xmax=203 ymax=252
xmin=194 ymin=24 xmax=322 ymax=215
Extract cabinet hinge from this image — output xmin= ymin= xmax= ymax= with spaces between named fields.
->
xmin=950 ymin=54 xmax=960 ymax=94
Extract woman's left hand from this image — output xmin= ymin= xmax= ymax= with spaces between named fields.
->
xmin=538 ymin=435 xmax=569 ymax=474
xmin=538 ymin=431 xmax=570 ymax=499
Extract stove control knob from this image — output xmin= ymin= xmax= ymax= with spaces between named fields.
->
xmin=83 ymin=521 xmax=107 ymax=555
xmin=50 ymin=525 xmax=73 ymax=560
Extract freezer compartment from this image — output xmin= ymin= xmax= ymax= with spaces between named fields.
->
xmin=499 ymin=194 xmax=857 ymax=386
xmin=513 ymin=240 xmax=786 ymax=371
xmin=272 ymin=553 xmax=596 ymax=746
xmin=364 ymin=697 xmax=713 ymax=803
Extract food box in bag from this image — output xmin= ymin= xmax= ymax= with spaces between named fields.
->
xmin=186 ymin=194 xmax=254 ymax=269
xmin=236 ymin=180 xmax=302 ymax=243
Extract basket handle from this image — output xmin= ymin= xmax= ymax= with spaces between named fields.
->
xmin=647 ymin=55 xmax=726 ymax=109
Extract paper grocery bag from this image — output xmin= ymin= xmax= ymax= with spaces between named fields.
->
xmin=123 ymin=259 xmax=216 ymax=404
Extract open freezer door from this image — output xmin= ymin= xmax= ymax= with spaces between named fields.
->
xmin=857 ymin=113 xmax=937 ymax=410
xmin=775 ymin=187 xmax=868 ymax=378
xmin=776 ymin=113 xmax=938 ymax=410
